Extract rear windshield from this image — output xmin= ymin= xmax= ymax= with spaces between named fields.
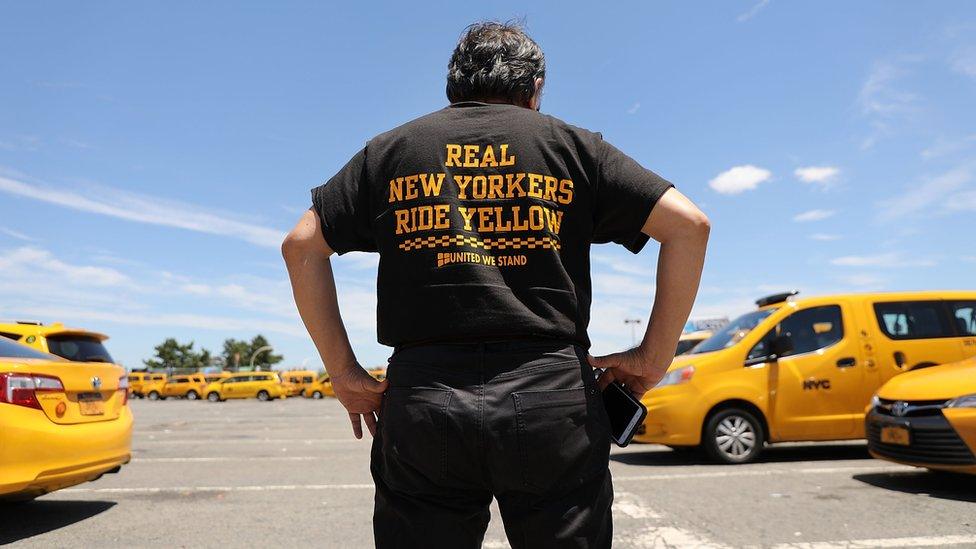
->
xmin=0 ymin=337 xmax=59 ymax=360
xmin=46 ymin=335 xmax=115 ymax=363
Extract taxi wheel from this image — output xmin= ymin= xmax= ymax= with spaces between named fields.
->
xmin=257 ymin=390 xmax=270 ymax=401
xmin=186 ymin=391 xmax=199 ymax=400
xmin=312 ymin=391 xmax=323 ymax=399
xmin=207 ymin=392 xmax=221 ymax=402
xmin=148 ymin=391 xmax=160 ymax=401
xmin=703 ymin=408 xmax=765 ymax=464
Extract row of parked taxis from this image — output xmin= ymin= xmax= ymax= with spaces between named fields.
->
xmin=638 ymin=290 xmax=976 ymax=475
xmin=126 ymin=369 xmax=346 ymax=401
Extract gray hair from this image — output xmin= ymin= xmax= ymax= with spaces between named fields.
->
xmin=446 ymin=21 xmax=546 ymax=105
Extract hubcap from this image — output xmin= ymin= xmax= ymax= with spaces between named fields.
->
xmin=715 ymin=415 xmax=756 ymax=458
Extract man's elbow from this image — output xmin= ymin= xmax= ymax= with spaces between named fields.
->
xmin=690 ymin=209 xmax=711 ymax=239
xmin=281 ymin=229 xmax=320 ymax=264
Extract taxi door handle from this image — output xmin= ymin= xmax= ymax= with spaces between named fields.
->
xmin=894 ymin=351 xmax=907 ymax=368
xmin=836 ymin=357 xmax=856 ymax=368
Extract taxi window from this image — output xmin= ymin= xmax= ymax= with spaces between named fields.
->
xmin=46 ymin=335 xmax=115 ymax=363
xmin=950 ymin=301 xmax=976 ymax=336
xmin=302 ymin=376 xmax=313 ymax=383
xmin=874 ymin=301 xmax=952 ymax=340
xmin=0 ymin=337 xmax=58 ymax=359
xmin=749 ymin=305 xmax=844 ymax=359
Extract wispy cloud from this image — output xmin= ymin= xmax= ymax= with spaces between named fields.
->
xmin=0 ymin=246 xmax=130 ymax=287
xmin=810 ymin=233 xmax=842 ymax=241
xmin=795 ymin=166 xmax=840 ymax=188
xmin=921 ymin=135 xmax=976 ymax=160
xmin=876 ymin=165 xmax=972 ymax=221
xmin=858 ymin=59 xmax=919 ymax=149
xmin=950 ymin=47 xmax=976 ymax=78
xmin=626 ymin=102 xmax=641 ymax=115
xmin=0 ymin=227 xmax=36 ymax=242
xmin=709 ymin=165 xmax=772 ymax=195
xmin=737 ymin=0 xmax=771 ymax=22
xmin=0 ymin=174 xmax=286 ymax=248
xmin=793 ymin=209 xmax=835 ymax=222
xmin=0 ymin=135 xmax=41 ymax=152
xmin=830 ymin=252 xmax=935 ymax=268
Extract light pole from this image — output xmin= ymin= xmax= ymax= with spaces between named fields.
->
xmin=624 ymin=318 xmax=642 ymax=347
xmin=249 ymin=346 xmax=274 ymax=371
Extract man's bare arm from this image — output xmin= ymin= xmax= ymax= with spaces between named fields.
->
xmin=591 ymin=187 xmax=710 ymax=398
xmin=281 ymin=209 xmax=386 ymax=439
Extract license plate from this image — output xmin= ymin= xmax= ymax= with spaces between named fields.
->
xmin=881 ymin=425 xmax=910 ymax=446
xmin=78 ymin=392 xmax=105 ymax=416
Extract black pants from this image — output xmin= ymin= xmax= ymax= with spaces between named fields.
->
xmin=371 ymin=341 xmax=613 ymax=549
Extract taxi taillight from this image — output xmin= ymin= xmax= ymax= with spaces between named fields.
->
xmin=0 ymin=373 xmax=64 ymax=409
xmin=118 ymin=375 xmax=129 ymax=405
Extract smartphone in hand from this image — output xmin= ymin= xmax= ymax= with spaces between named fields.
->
xmin=596 ymin=370 xmax=648 ymax=447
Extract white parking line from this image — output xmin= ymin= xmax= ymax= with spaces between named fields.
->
xmin=614 ymin=464 xmax=911 ymax=481
xmin=133 ymin=438 xmax=359 ymax=444
xmin=132 ymin=456 xmax=323 ymax=463
xmin=770 ymin=534 xmax=976 ymax=548
xmin=61 ymin=484 xmax=374 ymax=494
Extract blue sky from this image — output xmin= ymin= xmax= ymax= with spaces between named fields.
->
xmin=1 ymin=1 xmax=974 ymax=370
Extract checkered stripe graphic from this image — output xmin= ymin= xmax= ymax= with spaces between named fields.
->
xmin=398 ymin=234 xmax=560 ymax=251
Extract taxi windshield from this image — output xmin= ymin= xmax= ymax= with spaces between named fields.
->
xmin=690 ymin=309 xmax=775 ymax=354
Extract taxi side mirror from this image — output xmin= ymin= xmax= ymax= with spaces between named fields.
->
xmin=769 ymin=334 xmax=794 ymax=359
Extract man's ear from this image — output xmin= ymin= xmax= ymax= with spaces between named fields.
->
xmin=530 ymin=77 xmax=544 ymax=111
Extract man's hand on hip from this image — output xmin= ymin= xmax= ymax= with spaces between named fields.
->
xmin=331 ymin=364 xmax=389 ymax=439
xmin=588 ymin=347 xmax=669 ymax=400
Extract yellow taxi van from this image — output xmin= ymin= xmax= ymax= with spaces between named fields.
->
xmin=303 ymin=373 xmax=334 ymax=399
xmin=635 ymin=290 xmax=976 ymax=463
xmin=0 ymin=321 xmax=116 ymax=364
xmin=126 ymin=372 xmax=166 ymax=398
xmin=867 ymin=357 xmax=976 ymax=475
xmin=0 ymin=336 xmax=132 ymax=502
xmin=128 ymin=372 xmax=166 ymax=398
xmin=204 ymin=371 xmax=286 ymax=402
xmin=144 ymin=374 xmax=208 ymax=400
xmin=281 ymin=370 xmax=317 ymax=397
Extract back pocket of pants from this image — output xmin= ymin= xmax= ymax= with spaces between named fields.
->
xmin=513 ymin=387 xmax=604 ymax=493
xmin=380 ymin=387 xmax=453 ymax=486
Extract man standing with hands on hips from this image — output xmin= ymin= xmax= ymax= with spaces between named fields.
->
xmin=282 ymin=21 xmax=709 ymax=549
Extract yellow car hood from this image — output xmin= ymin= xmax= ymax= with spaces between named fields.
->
xmin=877 ymin=358 xmax=976 ymax=401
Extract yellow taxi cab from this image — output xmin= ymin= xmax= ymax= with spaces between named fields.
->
xmin=635 ymin=290 xmax=976 ymax=463
xmin=367 ymin=367 xmax=387 ymax=381
xmin=280 ymin=370 xmax=317 ymax=397
xmin=675 ymin=330 xmax=712 ymax=356
xmin=303 ymin=373 xmax=335 ymax=399
xmin=129 ymin=372 xmax=166 ymax=398
xmin=0 ymin=320 xmax=116 ymax=363
xmin=866 ymin=357 xmax=976 ymax=474
xmin=204 ymin=371 xmax=287 ymax=402
xmin=144 ymin=374 xmax=208 ymax=400
xmin=126 ymin=371 xmax=166 ymax=398
xmin=0 ymin=336 xmax=132 ymax=502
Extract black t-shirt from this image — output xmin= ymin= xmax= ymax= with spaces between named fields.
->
xmin=312 ymin=102 xmax=673 ymax=349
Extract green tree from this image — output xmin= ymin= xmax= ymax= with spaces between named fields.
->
xmin=221 ymin=335 xmax=283 ymax=370
xmin=144 ymin=338 xmax=212 ymax=370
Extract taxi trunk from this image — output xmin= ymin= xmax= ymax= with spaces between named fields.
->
xmin=0 ymin=358 xmax=132 ymax=500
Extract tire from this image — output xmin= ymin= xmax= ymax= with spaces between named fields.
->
xmin=207 ymin=392 xmax=221 ymax=402
xmin=257 ymin=390 xmax=270 ymax=402
xmin=312 ymin=391 xmax=323 ymax=400
xmin=186 ymin=391 xmax=199 ymax=400
xmin=148 ymin=391 xmax=160 ymax=401
xmin=703 ymin=408 xmax=765 ymax=464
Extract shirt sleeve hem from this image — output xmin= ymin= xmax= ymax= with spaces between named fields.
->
xmin=623 ymin=183 xmax=674 ymax=254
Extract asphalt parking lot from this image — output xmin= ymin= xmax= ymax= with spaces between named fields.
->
xmin=4 ymin=398 xmax=976 ymax=548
